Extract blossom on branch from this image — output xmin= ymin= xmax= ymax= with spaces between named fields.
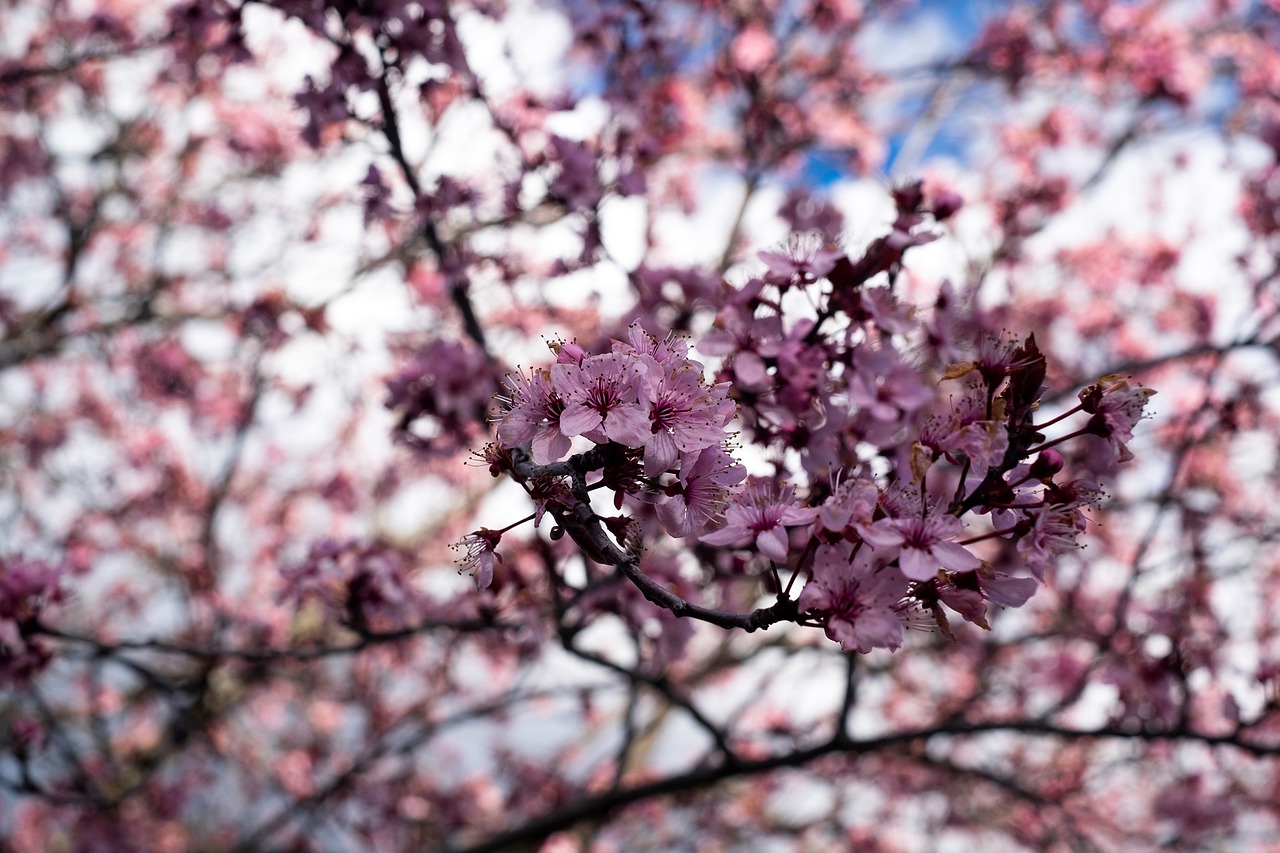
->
xmin=797 ymin=542 xmax=909 ymax=652
xmin=862 ymin=507 xmax=983 ymax=582
xmin=655 ymin=445 xmax=747 ymax=538
xmin=1080 ymin=374 xmax=1157 ymax=463
xmin=495 ymin=367 xmax=570 ymax=464
xmin=700 ymin=478 xmax=817 ymax=563
xmin=552 ymin=352 xmax=651 ymax=447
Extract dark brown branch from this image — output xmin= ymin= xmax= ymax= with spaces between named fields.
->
xmin=372 ymin=51 xmax=490 ymax=354
xmin=37 ymin=618 xmax=519 ymax=662
xmin=450 ymin=719 xmax=1280 ymax=853
xmin=509 ymin=446 xmax=801 ymax=633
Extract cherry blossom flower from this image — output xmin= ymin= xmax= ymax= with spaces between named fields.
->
xmin=935 ymin=567 xmax=1037 ymax=629
xmin=1016 ymin=504 xmax=1088 ymax=581
xmin=758 ymin=233 xmax=842 ymax=288
xmin=700 ymin=299 xmax=783 ymax=393
xmin=858 ymin=286 xmax=916 ymax=335
xmin=815 ymin=474 xmax=879 ymax=535
xmin=848 ymin=344 xmax=935 ymax=423
xmin=1080 ymin=374 xmax=1157 ymax=463
xmin=454 ymin=529 xmax=503 ymax=591
xmin=863 ymin=511 xmax=983 ymax=581
xmin=612 ymin=323 xmax=692 ymax=369
xmin=639 ymin=361 xmax=735 ymax=476
xmin=701 ymin=478 xmax=817 ymax=562
xmin=552 ymin=352 xmax=651 ymax=447
xmin=797 ymin=542 xmax=909 ymax=652
xmin=920 ymin=383 xmax=1009 ymax=476
xmin=656 ymin=446 xmax=747 ymax=538
xmin=495 ymin=367 xmax=571 ymax=464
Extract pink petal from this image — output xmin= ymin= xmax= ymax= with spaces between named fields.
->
xmin=940 ymin=585 xmax=986 ymax=626
xmin=656 ymin=495 xmax=692 ymax=538
xmin=701 ymin=525 xmax=747 ymax=547
xmin=826 ymin=616 xmax=860 ymax=650
xmin=796 ymin=579 xmax=831 ymax=613
xmin=560 ymin=404 xmax=602 ymax=437
xmin=932 ymin=540 xmax=982 ymax=573
xmin=861 ymin=521 xmax=904 ymax=549
xmin=531 ymin=429 xmax=571 ymax=464
xmin=604 ymin=404 xmax=652 ymax=447
xmin=473 ymin=552 xmax=494 ymax=591
xmin=757 ymin=526 xmax=789 ymax=563
xmin=984 ymin=573 xmax=1037 ymax=607
xmin=645 ymin=429 xmax=679 ymax=476
xmin=854 ymin=609 xmax=904 ymax=652
xmin=733 ymin=351 xmax=769 ymax=391
xmin=899 ymin=547 xmax=938 ymax=581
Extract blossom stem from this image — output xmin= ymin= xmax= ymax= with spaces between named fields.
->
xmin=1026 ymin=427 xmax=1090 ymax=456
xmin=957 ymin=525 xmax=1021 ymax=545
xmin=498 ymin=512 xmax=539 ymax=534
xmin=786 ymin=538 xmax=820 ymax=597
xmin=1032 ymin=404 xmax=1084 ymax=431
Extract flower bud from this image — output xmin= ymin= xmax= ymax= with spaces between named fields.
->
xmin=932 ymin=190 xmax=964 ymax=220
xmin=1029 ymin=449 xmax=1064 ymax=482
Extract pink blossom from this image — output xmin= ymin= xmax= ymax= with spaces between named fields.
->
xmin=758 ymin=234 xmax=842 ymax=288
xmin=848 ymin=345 xmax=935 ymax=422
xmin=859 ymin=286 xmax=916 ymax=335
xmin=1081 ymin=375 xmax=1156 ymax=463
xmin=920 ymin=383 xmax=1009 ymax=475
xmin=815 ymin=474 xmax=879 ymax=535
xmin=454 ymin=529 xmax=502 ymax=591
xmin=495 ymin=367 xmax=572 ymax=463
xmin=935 ymin=568 xmax=1037 ymax=629
xmin=1016 ymin=504 xmax=1087 ymax=581
xmin=611 ymin=323 xmax=692 ymax=369
xmin=552 ymin=353 xmax=651 ymax=447
xmin=863 ymin=511 xmax=983 ymax=581
xmin=656 ymin=446 xmax=747 ymax=538
xmin=797 ymin=542 xmax=908 ymax=653
xmin=700 ymin=478 xmax=817 ymax=563
xmin=699 ymin=301 xmax=783 ymax=393
xmin=639 ymin=360 xmax=735 ymax=476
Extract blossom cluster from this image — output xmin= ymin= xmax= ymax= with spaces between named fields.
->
xmin=278 ymin=539 xmax=422 ymax=634
xmin=385 ymin=338 xmax=498 ymax=457
xmin=497 ymin=328 xmax=735 ymax=470
xmin=0 ymin=555 xmax=65 ymax=686
xmin=489 ymin=326 xmax=747 ymax=546
xmin=463 ymin=208 xmax=1155 ymax=654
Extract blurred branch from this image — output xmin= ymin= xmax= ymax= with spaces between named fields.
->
xmin=37 ymin=618 xmax=521 ymax=662
xmin=453 ymin=718 xmax=1280 ymax=853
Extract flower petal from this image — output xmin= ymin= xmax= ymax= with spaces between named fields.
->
xmin=603 ymin=404 xmax=651 ymax=447
xmin=932 ymin=540 xmax=982 ymax=573
xmin=853 ymin=608 xmax=904 ymax=652
xmin=899 ymin=547 xmax=938 ymax=581
xmin=757 ymin=526 xmax=790 ymax=563
xmin=645 ymin=429 xmax=679 ymax=476
xmin=560 ymin=404 xmax=602 ymax=437
xmin=701 ymin=525 xmax=748 ymax=547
